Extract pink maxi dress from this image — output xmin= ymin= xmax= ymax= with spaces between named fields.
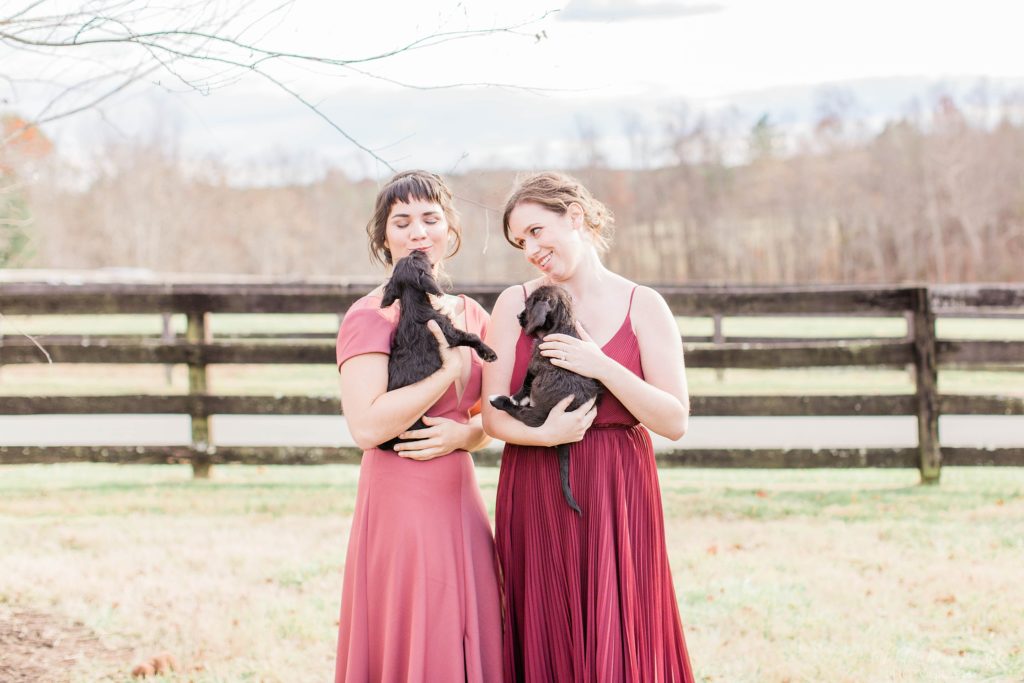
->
xmin=333 ymin=294 xmax=503 ymax=683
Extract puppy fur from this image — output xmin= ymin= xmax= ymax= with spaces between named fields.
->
xmin=489 ymin=285 xmax=601 ymax=514
xmin=377 ymin=250 xmax=497 ymax=451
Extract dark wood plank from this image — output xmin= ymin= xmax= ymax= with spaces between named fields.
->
xmin=692 ymin=395 xmax=916 ymax=416
xmin=642 ymin=448 xmax=919 ymax=468
xmin=1 ymin=339 xmax=917 ymax=367
xmin=931 ymin=284 xmax=1024 ymax=312
xmin=0 ymin=445 xmax=916 ymax=467
xmin=4 ymin=445 xmax=1022 ymax=467
xmin=0 ymin=281 xmax=919 ymax=315
xmin=0 ymin=342 xmax=335 ymax=365
xmin=0 ymin=394 xmax=917 ymax=417
xmin=0 ymin=395 xmax=340 ymax=415
xmin=941 ymin=447 xmax=1024 ymax=466
xmin=939 ymin=395 xmax=1024 ymax=415
xmin=938 ymin=340 xmax=1024 ymax=365
xmin=0 ymin=281 xmax=376 ymax=315
xmin=684 ymin=341 xmax=914 ymax=368
xmin=0 ymin=445 xmax=361 ymax=465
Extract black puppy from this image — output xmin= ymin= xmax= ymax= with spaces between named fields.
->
xmin=489 ymin=285 xmax=601 ymax=514
xmin=377 ymin=250 xmax=497 ymax=451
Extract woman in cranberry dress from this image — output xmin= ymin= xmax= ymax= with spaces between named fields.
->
xmin=482 ymin=172 xmax=695 ymax=682
xmin=334 ymin=170 xmax=501 ymax=682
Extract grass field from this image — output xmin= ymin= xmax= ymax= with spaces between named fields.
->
xmin=1 ymin=464 xmax=1022 ymax=682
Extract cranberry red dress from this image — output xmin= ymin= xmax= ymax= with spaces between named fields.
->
xmin=494 ymin=287 xmax=695 ymax=682
xmin=334 ymin=294 xmax=502 ymax=683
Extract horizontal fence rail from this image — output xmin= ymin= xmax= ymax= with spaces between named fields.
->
xmin=2 ymin=279 xmax=1023 ymax=481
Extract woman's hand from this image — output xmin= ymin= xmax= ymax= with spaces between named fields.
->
xmin=428 ymin=319 xmax=462 ymax=380
xmin=394 ymin=415 xmax=471 ymax=460
xmin=539 ymin=395 xmax=598 ymax=447
xmin=539 ymin=322 xmax=613 ymax=381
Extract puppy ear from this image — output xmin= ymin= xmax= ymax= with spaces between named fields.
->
xmin=523 ymin=299 xmax=553 ymax=336
xmin=381 ymin=276 xmax=401 ymax=307
xmin=417 ymin=268 xmax=444 ymax=296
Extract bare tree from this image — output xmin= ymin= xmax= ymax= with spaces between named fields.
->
xmin=1 ymin=0 xmax=555 ymax=169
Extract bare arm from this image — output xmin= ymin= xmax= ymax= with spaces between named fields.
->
xmin=541 ymin=287 xmax=689 ymax=440
xmin=339 ymin=320 xmax=461 ymax=451
xmin=481 ymin=286 xmax=596 ymax=447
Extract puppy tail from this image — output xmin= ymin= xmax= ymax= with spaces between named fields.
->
xmin=557 ymin=444 xmax=582 ymax=515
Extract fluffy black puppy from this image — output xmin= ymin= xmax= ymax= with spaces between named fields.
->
xmin=377 ymin=250 xmax=497 ymax=452
xmin=489 ymin=285 xmax=601 ymax=514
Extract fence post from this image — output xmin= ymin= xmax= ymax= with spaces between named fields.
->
xmin=912 ymin=287 xmax=940 ymax=484
xmin=186 ymin=311 xmax=212 ymax=479
xmin=161 ymin=313 xmax=174 ymax=386
xmin=713 ymin=314 xmax=725 ymax=382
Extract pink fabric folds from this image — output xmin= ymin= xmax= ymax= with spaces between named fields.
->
xmin=334 ymin=295 xmax=502 ymax=683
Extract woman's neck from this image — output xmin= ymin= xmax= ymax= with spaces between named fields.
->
xmin=547 ymin=245 xmax=611 ymax=302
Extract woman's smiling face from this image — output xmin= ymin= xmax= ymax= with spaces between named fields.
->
xmin=506 ymin=201 xmax=587 ymax=280
xmin=384 ymin=198 xmax=450 ymax=265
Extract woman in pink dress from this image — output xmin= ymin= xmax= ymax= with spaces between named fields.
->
xmin=482 ymin=172 xmax=696 ymax=682
xmin=334 ymin=170 xmax=502 ymax=682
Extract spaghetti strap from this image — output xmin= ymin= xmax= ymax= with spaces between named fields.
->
xmin=521 ymin=284 xmax=528 ymax=302
xmin=626 ymin=285 xmax=639 ymax=315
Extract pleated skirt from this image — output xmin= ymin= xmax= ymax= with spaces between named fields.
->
xmin=494 ymin=424 xmax=695 ymax=683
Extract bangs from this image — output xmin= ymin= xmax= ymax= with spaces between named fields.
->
xmin=381 ymin=175 xmax=446 ymax=211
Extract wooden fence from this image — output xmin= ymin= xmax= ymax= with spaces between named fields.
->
xmin=1 ymin=280 xmax=1023 ymax=482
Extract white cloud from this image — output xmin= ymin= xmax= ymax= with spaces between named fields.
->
xmin=558 ymin=0 xmax=722 ymax=22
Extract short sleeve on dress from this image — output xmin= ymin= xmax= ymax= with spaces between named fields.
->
xmin=474 ymin=301 xmax=491 ymax=345
xmin=335 ymin=305 xmax=394 ymax=371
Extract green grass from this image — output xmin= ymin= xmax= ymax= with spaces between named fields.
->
xmin=0 ymin=464 xmax=1021 ymax=682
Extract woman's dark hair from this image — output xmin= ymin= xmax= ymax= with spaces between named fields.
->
xmin=367 ymin=170 xmax=462 ymax=266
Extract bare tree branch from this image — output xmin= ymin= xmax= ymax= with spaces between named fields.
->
xmin=1 ymin=1 xmax=558 ymax=165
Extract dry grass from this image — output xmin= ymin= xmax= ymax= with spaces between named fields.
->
xmin=0 ymin=465 xmax=1022 ymax=682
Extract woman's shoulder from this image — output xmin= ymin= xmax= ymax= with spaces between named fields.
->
xmin=490 ymin=280 xmax=538 ymax=316
xmin=600 ymin=272 xmax=663 ymax=308
xmin=521 ymin=276 xmax=549 ymax=298
xmin=626 ymin=283 xmax=677 ymax=339
xmin=495 ymin=277 xmax=548 ymax=305
xmin=343 ymin=294 xmax=399 ymax=325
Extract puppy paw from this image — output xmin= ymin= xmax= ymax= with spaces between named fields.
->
xmin=479 ymin=348 xmax=498 ymax=362
xmin=489 ymin=395 xmax=515 ymax=411
xmin=519 ymin=396 xmax=532 ymax=407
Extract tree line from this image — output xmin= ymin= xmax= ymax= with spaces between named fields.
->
xmin=4 ymin=93 xmax=1023 ymax=284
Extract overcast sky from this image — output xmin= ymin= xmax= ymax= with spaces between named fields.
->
xmin=8 ymin=0 xmax=1024 ymax=179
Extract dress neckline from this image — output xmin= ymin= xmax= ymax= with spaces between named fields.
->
xmin=599 ymin=312 xmax=633 ymax=350
xmin=519 ymin=284 xmax=636 ymax=351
